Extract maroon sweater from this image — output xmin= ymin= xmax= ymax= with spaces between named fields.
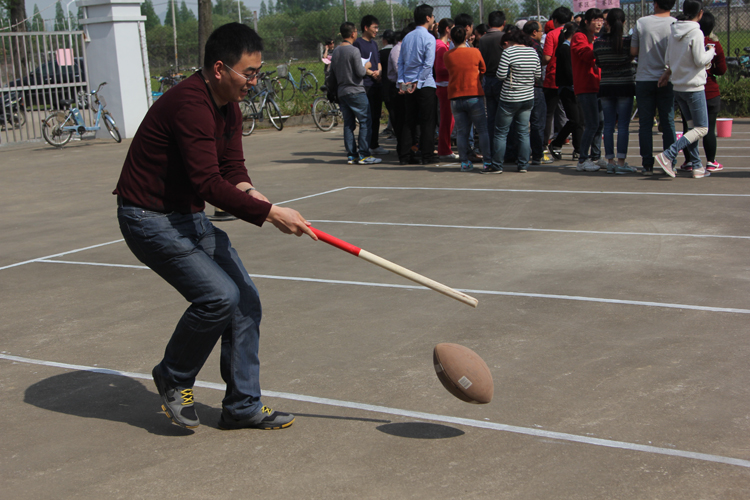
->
xmin=114 ymin=72 xmax=271 ymax=226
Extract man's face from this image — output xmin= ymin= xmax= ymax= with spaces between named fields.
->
xmin=221 ymin=51 xmax=263 ymax=103
xmin=426 ymin=14 xmax=436 ymax=30
xmin=365 ymin=23 xmax=379 ymax=39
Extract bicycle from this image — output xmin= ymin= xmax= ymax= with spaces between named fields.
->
xmin=271 ymin=58 xmax=319 ymax=102
xmin=239 ymin=71 xmax=284 ymax=135
xmin=725 ymin=47 xmax=750 ymax=82
xmin=311 ymin=86 xmax=342 ymax=131
xmin=41 ymin=82 xmax=122 ymax=147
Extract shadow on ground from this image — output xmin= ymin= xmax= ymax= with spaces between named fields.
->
xmin=376 ymin=422 xmax=465 ymax=439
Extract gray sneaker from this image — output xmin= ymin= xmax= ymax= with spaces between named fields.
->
xmin=152 ymin=366 xmax=200 ymax=429
xmin=218 ymin=406 xmax=296 ymax=430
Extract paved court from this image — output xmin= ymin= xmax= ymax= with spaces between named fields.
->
xmin=1 ymin=121 xmax=750 ymax=499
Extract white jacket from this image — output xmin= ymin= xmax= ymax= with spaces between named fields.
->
xmin=665 ymin=20 xmax=715 ymax=92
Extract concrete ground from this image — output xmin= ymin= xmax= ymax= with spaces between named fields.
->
xmin=1 ymin=121 xmax=750 ymax=499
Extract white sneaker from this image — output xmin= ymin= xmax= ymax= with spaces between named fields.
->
xmin=576 ymin=161 xmax=587 ymax=171
xmin=579 ymin=159 xmax=600 ymax=172
xmin=654 ymin=152 xmax=675 ymax=177
xmin=440 ymin=153 xmax=459 ymax=160
xmin=692 ymin=166 xmax=711 ymax=179
xmin=594 ymin=158 xmax=609 ymax=169
xmin=371 ymin=146 xmax=389 ymax=155
xmin=358 ymin=156 xmax=382 ymax=164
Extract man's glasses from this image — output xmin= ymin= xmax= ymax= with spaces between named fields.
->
xmin=224 ymin=62 xmax=262 ymax=83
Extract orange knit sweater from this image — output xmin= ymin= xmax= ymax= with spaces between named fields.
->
xmin=443 ymin=47 xmax=486 ymax=99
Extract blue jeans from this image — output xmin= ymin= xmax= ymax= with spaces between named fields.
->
xmin=600 ymin=96 xmax=633 ymax=160
xmin=664 ymin=90 xmax=709 ymax=169
xmin=635 ymin=80 xmax=676 ymax=168
xmin=483 ymin=77 xmax=502 ymax=159
xmin=577 ymin=93 xmax=603 ymax=162
xmin=451 ymin=96 xmax=491 ymax=163
xmin=530 ymin=87 xmax=547 ymax=160
xmin=339 ymin=92 xmax=370 ymax=158
xmin=118 ymin=207 xmax=263 ymax=419
xmin=492 ymin=98 xmax=533 ymax=170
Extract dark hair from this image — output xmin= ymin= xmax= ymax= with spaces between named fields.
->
xmin=454 ymin=13 xmax=474 ymax=28
xmin=523 ymin=20 xmax=540 ymax=35
xmin=605 ymin=8 xmax=625 ymax=53
xmin=381 ymin=29 xmax=396 ymax=44
xmin=577 ymin=8 xmax=603 ymax=35
xmin=677 ymin=0 xmax=702 ymax=20
xmin=398 ymin=22 xmax=417 ymax=42
xmin=204 ymin=23 xmax=263 ymax=69
xmin=551 ymin=6 xmax=573 ymax=25
xmin=475 ymin=24 xmax=487 ymax=36
xmin=501 ymin=27 xmax=531 ymax=47
xmin=560 ymin=22 xmax=576 ymax=42
xmin=324 ymin=38 xmax=334 ymax=45
xmin=573 ymin=12 xmax=583 ymax=21
xmin=438 ymin=18 xmax=454 ymax=37
xmin=699 ymin=10 xmax=715 ymax=37
xmin=360 ymin=14 xmax=379 ymax=32
xmin=655 ymin=0 xmax=676 ymax=12
xmin=414 ymin=4 xmax=434 ymax=25
xmin=450 ymin=25 xmax=466 ymax=45
xmin=488 ymin=10 xmax=506 ymax=28
xmin=340 ymin=21 xmax=356 ymax=39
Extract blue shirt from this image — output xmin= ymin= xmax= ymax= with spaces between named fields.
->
xmin=397 ymin=26 xmax=436 ymax=89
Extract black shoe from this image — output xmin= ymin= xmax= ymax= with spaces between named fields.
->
xmin=572 ymin=150 xmax=580 ymax=161
xmin=547 ymin=145 xmax=562 ymax=161
xmin=152 ymin=366 xmax=200 ymax=429
xmin=218 ymin=406 xmax=296 ymax=430
xmin=421 ymin=156 xmax=436 ymax=165
xmin=480 ymin=165 xmax=503 ymax=174
xmin=642 ymin=166 xmax=654 ymax=176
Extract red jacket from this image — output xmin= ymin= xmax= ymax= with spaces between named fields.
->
xmin=435 ymin=39 xmax=450 ymax=84
xmin=543 ymin=26 xmax=563 ymax=89
xmin=705 ymin=37 xmax=726 ymax=100
xmin=571 ymin=32 xmax=601 ymax=95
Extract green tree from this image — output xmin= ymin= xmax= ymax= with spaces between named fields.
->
xmin=141 ymin=0 xmax=161 ymax=29
xmin=54 ymin=0 xmax=66 ymax=30
xmin=31 ymin=4 xmax=44 ymax=31
xmin=164 ymin=0 xmax=176 ymax=27
xmin=259 ymin=0 xmax=268 ymax=17
xmin=179 ymin=1 xmax=196 ymax=23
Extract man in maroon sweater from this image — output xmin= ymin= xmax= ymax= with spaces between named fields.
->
xmin=114 ymin=23 xmax=315 ymax=431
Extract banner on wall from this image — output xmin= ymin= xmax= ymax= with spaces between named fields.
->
xmin=572 ymin=0 xmax=621 ymax=12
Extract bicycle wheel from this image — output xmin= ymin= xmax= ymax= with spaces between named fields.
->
xmin=239 ymin=99 xmax=257 ymax=136
xmin=271 ymin=76 xmax=294 ymax=102
xmin=103 ymin=111 xmax=122 ymax=143
xmin=41 ymin=111 xmax=74 ymax=147
xmin=312 ymin=96 xmax=336 ymax=131
xmin=264 ymin=98 xmax=283 ymax=131
xmin=13 ymin=107 xmax=26 ymax=127
xmin=300 ymin=73 xmax=318 ymax=94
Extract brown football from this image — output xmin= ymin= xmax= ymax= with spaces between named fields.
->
xmin=433 ymin=343 xmax=493 ymax=404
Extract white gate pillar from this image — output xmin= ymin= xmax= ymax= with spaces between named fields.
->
xmin=78 ymin=0 xmax=149 ymax=139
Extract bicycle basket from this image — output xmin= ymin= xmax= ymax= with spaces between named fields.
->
xmin=276 ymin=64 xmax=289 ymax=78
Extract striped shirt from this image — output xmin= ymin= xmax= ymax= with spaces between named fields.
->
xmin=593 ymin=35 xmax=635 ymax=98
xmin=496 ymin=45 xmax=541 ymax=102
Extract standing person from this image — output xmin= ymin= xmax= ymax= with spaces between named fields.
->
xmin=435 ymin=18 xmax=457 ymax=160
xmin=397 ymin=3 xmax=438 ymax=165
xmin=443 ymin=25 xmax=491 ymax=172
xmin=542 ymin=7 xmax=574 ymax=151
xmin=353 ymin=15 xmax=389 ymax=155
xmin=328 ymin=22 xmax=382 ymax=165
xmin=679 ymin=10 xmax=726 ymax=172
xmin=114 ymin=23 xmax=315 ymax=431
xmin=478 ymin=10 xmax=507 ymax=160
xmin=655 ymin=0 xmax=715 ymax=179
xmin=549 ymin=23 xmax=583 ymax=161
xmin=594 ymin=8 xmax=637 ymax=174
xmin=473 ymin=24 xmax=487 ymax=46
xmin=379 ymin=29 xmax=396 ymax=139
xmin=389 ymin=24 xmax=416 ymax=162
xmin=322 ymin=38 xmax=335 ymax=74
xmin=631 ymin=0 xmax=677 ymax=175
xmin=491 ymin=29 xmax=541 ymax=173
xmin=571 ymin=8 xmax=607 ymax=172
xmin=523 ymin=20 xmax=551 ymax=165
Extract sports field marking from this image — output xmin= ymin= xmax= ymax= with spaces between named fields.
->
xmin=31 ymin=259 xmax=750 ymax=314
xmin=2 ymin=352 xmax=749 ymax=470
xmin=309 ymin=219 xmax=750 ymax=240
xmin=0 ymin=239 xmax=124 ymax=272
xmin=343 ymin=186 xmax=750 ymax=197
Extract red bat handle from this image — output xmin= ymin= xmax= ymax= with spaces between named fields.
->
xmin=310 ymin=227 xmax=362 ymax=256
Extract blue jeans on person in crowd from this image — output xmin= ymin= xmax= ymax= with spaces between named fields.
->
xmin=663 ymin=90 xmax=709 ymax=169
xmin=492 ymin=98 xmax=534 ymax=170
xmin=635 ymin=80 xmax=676 ymax=168
xmin=339 ymin=91 xmax=370 ymax=159
xmin=600 ymin=96 xmax=633 ymax=160
xmin=451 ymin=96 xmax=491 ymax=163
xmin=577 ymin=93 xmax=604 ymax=162
xmin=530 ymin=87 xmax=547 ymax=160
xmin=483 ymin=77 xmax=502 ymax=159
xmin=118 ymin=206 xmax=263 ymax=419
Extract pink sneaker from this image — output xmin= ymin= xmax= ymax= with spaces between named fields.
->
xmin=706 ymin=161 xmax=723 ymax=172
xmin=678 ymin=162 xmax=693 ymax=172
xmin=655 ymin=153 xmax=675 ymax=178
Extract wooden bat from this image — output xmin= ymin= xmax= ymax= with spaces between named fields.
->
xmin=310 ymin=227 xmax=478 ymax=308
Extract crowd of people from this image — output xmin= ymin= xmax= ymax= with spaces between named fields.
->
xmin=326 ymin=0 xmax=727 ymax=178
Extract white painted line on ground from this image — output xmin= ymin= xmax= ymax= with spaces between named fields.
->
xmin=274 ymin=187 xmax=350 ymax=205
xmin=2 ymin=352 xmax=749 ymax=469
xmin=309 ymin=220 xmax=750 ymax=240
xmin=343 ymin=186 xmax=750 ymax=197
xmin=33 ymin=260 xmax=750 ymax=314
xmin=0 ymin=239 xmax=125 ymax=272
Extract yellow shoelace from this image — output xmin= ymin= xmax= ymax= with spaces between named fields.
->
xmin=180 ymin=388 xmax=194 ymax=406
xmin=260 ymin=405 xmax=273 ymax=415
